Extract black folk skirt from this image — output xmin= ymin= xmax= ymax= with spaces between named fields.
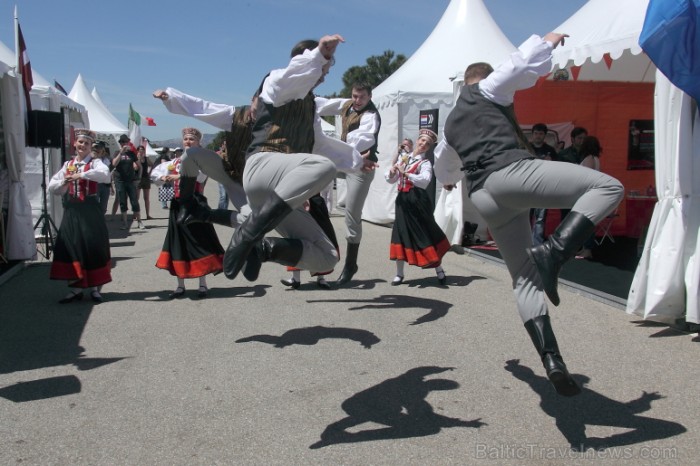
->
xmin=287 ymin=193 xmax=338 ymax=276
xmin=50 ymin=197 xmax=112 ymax=288
xmin=156 ymin=196 xmax=224 ymax=278
xmin=390 ymin=188 xmax=450 ymax=268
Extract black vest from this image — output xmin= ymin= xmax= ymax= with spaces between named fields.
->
xmin=247 ymin=85 xmax=316 ymax=158
xmin=340 ymin=100 xmax=381 ymax=162
xmin=444 ymin=83 xmax=533 ymax=193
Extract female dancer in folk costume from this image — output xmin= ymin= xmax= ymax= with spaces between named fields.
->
xmin=385 ymin=129 xmax=450 ymax=286
xmin=280 ymin=193 xmax=338 ymax=290
xmin=49 ymin=129 xmax=112 ymax=303
xmin=151 ymin=127 xmax=224 ymax=299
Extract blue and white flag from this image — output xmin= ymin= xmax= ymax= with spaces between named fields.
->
xmin=639 ymin=0 xmax=700 ymax=101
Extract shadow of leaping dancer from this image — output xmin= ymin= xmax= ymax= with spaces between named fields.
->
xmin=504 ymin=359 xmax=686 ymax=451
xmin=309 ymin=366 xmax=485 ymax=449
xmin=236 ymin=326 xmax=380 ymax=349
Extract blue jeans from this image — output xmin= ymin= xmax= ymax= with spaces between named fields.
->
xmin=218 ymin=182 xmax=229 ymax=209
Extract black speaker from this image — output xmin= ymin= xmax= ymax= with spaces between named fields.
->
xmin=27 ymin=110 xmax=63 ymax=148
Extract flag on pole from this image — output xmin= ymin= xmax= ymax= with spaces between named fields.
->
xmin=16 ymin=22 xmax=33 ymax=112
xmin=128 ymin=103 xmax=143 ymax=149
xmin=53 ymin=79 xmax=68 ymax=95
xmin=128 ymin=103 xmax=141 ymax=126
xmin=128 ymin=104 xmax=157 ymax=126
xmin=639 ymin=0 xmax=700 ymax=101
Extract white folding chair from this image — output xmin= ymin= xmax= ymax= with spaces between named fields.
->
xmin=595 ymin=209 xmax=619 ymax=246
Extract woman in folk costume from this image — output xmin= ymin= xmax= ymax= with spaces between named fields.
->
xmin=151 ymin=127 xmax=224 ymax=299
xmin=280 ymin=193 xmax=338 ymax=290
xmin=49 ymin=129 xmax=112 ymax=303
xmin=385 ymin=129 xmax=450 ymax=286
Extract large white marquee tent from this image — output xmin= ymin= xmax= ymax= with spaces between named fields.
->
xmin=362 ymin=0 xmax=516 ymax=228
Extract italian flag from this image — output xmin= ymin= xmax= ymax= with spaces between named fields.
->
xmin=128 ymin=104 xmax=156 ymax=126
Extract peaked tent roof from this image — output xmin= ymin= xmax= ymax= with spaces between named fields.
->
xmin=550 ymin=0 xmax=655 ymax=82
xmin=373 ymin=0 xmax=517 ymax=97
xmin=90 ymin=86 xmax=128 ymax=133
xmin=68 ymin=74 xmax=128 ymax=133
xmin=0 ymin=39 xmax=50 ymax=87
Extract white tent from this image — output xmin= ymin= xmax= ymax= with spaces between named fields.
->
xmin=68 ymin=74 xmax=127 ymax=134
xmin=0 ymin=40 xmax=50 ymax=87
xmin=551 ymin=0 xmax=656 ymax=83
xmin=363 ymin=0 xmax=516 ymax=228
xmin=550 ymin=0 xmax=698 ymax=325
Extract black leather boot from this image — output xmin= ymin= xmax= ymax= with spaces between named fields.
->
xmin=175 ymin=176 xmax=198 ymax=225
xmin=223 ymin=193 xmax=292 ymax=280
xmin=526 ymin=211 xmax=595 ymax=306
xmin=243 ymin=237 xmax=303 ymax=282
xmin=207 ymin=209 xmax=234 ymax=227
xmin=524 ymin=315 xmax=581 ymax=397
xmin=335 ymin=242 xmax=359 ymax=286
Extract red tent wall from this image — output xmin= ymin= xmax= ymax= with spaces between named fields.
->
xmin=515 ymin=80 xmax=655 ymax=237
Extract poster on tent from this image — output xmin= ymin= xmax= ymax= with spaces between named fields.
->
xmin=627 ymin=119 xmax=654 ymax=170
xmin=419 ymin=109 xmax=439 ymax=134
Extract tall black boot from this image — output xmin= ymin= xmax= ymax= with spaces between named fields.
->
xmin=243 ymin=237 xmax=303 ymax=282
xmin=526 ymin=211 xmax=595 ymax=306
xmin=335 ymin=242 xmax=359 ymax=286
xmin=524 ymin=315 xmax=581 ymax=397
xmin=223 ymin=193 xmax=292 ymax=280
xmin=175 ymin=176 xmax=198 ymax=225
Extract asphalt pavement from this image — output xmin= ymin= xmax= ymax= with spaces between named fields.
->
xmin=1 ymin=184 xmax=698 ymax=465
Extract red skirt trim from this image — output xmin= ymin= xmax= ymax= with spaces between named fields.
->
xmin=50 ymin=260 xmax=112 ymax=288
xmin=156 ymin=251 xmax=223 ymax=278
xmin=389 ymin=237 xmax=451 ymax=268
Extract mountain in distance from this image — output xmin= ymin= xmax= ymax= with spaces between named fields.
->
xmin=151 ymin=133 xmax=217 ymax=149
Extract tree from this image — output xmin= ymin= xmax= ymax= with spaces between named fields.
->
xmin=207 ymin=131 xmax=226 ymax=151
xmin=338 ymin=50 xmax=406 ymax=97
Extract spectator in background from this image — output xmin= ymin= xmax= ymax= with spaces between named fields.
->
xmin=529 ymin=123 xmax=557 ymax=246
xmin=556 ymin=126 xmax=588 ymax=223
xmin=154 ymin=147 xmax=172 ymax=209
xmin=92 ymin=141 xmax=112 ymax=215
xmin=577 ymin=135 xmax=603 ymax=259
xmin=557 ymin=126 xmax=587 ymax=164
xmin=216 ymin=142 xmax=230 ymax=209
xmin=135 ymin=145 xmax=153 ymax=220
xmin=112 ymin=142 xmax=144 ymax=231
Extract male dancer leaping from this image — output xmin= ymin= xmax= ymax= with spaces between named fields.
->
xmin=434 ymin=32 xmax=623 ymax=396
xmin=224 ymin=34 xmax=377 ymax=282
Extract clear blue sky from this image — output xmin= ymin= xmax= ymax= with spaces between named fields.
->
xmin=0 ymin=0 xmax=586 ymax=142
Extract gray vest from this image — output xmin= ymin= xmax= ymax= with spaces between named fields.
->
xmin=444 ymin=83 xmax=533 ymax=193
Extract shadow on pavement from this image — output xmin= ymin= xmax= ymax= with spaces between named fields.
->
xmin=309 ymin=294 xmax=456 ymax=326
xmin=504 ymin=359 xmax=686 ymax=451
xmin=236 ymin=325 xmax=380 ymax=349
xmin=309 ymin=366 xmax=485 ymax=449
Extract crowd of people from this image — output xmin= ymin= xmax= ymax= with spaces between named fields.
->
xmin=48 ymin=31 xmax=624 ymax=398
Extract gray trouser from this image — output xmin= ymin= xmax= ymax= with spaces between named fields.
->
xmin=180 ymin=146 xmax=250 ymax=226
xmin=470 ymin=159 xmax=623 ymax=322
xmin=343 ymin=169 xmax=375 ymax=244
xmin=244 ymin=151 xmax=339 ymax=273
